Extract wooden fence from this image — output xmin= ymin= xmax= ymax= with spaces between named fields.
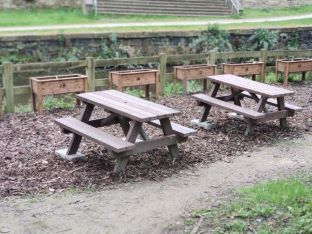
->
xmin=1 ymin=49 xmax=312 ymax=113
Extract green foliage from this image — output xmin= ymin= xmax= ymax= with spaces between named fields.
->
xmin=248 ymin=29 xmax=279 ymax=50
xmin=43 ymin=95 xmax=75 ymax=110
xmin=14 ymin=104 xmax=32 ymax=113
xmin=164 ymin=80 xmax=202 ymax=96
xmin=11 ymin=95 xmax=75 ymax=113
xmin=98 ymin=33 xmax=129 ymax=59
xmin=190 ymin=24 xmax=233 ymax=53
xmin=124 ymin=88 xmax=146 ymax=97
xmin=184 ymin=174 xmax=312 ymax=234
xmin=287 ymin=32 xmax=300 ymax=50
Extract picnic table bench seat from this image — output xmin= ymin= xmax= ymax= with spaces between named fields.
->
xmin=240 ymin=91 xmax=303 ymax=113
xmin=193 ymin=94 xmax=265 ymax=120
xmin=55 ymin=117 xmax=135 ymax=153
xmin=148 ymin=120 xmax=196 ymax=137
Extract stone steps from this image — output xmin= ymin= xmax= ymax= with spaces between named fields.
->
xmin=96 ymin=0 xmax=233 ymax=16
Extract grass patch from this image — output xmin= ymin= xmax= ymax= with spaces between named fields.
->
xmin=182 ymin=174 xmax=312 ymax=233
xmin=1 ymin=18 xmax=312 ymax=36
xmin=11 ymin=94 xmax=76 ymax=113
xmin=239 ymin=5 xmax=312 ymax=19
xmin=0 ymin=5 xmax=311 ymax=28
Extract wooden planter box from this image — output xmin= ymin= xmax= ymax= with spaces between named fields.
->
xmin=109 ymin=69 xmax=159 ymax=98
xmin=173 ymin=64 xmax=216 ymax=95
xmin=276 ymin=58 xmax=312 ymax=86
xmin=222 ymin=62 xmax=265 ymax=82
xmin=30 ymin=74 xmax=88 ymax=114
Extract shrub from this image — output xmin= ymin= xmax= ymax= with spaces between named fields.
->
xmin=190 ymin=24 xmax=232 ymax=53
xmin=248 ymin=29 xmax=279 ymax=50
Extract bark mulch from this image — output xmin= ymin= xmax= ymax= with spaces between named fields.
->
xmin=0 ymin=82 xmax=311 ymax=197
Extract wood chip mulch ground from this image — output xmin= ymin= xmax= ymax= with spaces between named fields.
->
xmin=0 ymin=82 xmax=311 ymax=197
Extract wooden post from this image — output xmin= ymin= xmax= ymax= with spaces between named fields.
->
xmin=260 ymin=50 xmax=267 ymax=83
xmin=86 ymin=57 xmax=96 ymax=92
xmin=209 ymin=51 xmax=217 ymax=65
xmin=158 ymin=53 xmax=167 ymax=96
xmin=3 ymin=62 xmax=14 ymax=113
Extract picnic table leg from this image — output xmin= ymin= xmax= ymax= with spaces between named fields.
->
xmin=252 ymin=74 xmax=256 ymax=81
xmin=199 ymin=83 xmax=220 ymax=122
xmin=231 ymin=88 xmax=241 ymax=106
xmin=200 ymin=104 xmax=212 ymax=122
xmin=245 ymin=118 xmax=256 ymax=136
xmin=203 ymin=79 xmax=208 ymax=92
xmin=145 ymin=84 xmax=150 ymax=98
xmin=113 ymin=121 xmax=142 ymax=174
xmin=283 ymin=66 xmax=289 ymax=87
xmin=160 ymin=118 xmax=180 ymax=159
xmin=249 ymin=93 xmax=268 ymax=113
xmin=182 ymin=78 xmax=187 ymax=96
xmin=277 ymin=97 xmax=288 ymax=128
xmin=67 ymin=103 xmax=94 ymax=155
xmin=118 ymin=117 xmax=149 ymax=141
xmin=256 ymin=96 xmax=268 ymax=113
xmin=302 ymin=71 xmax=306 ymax=81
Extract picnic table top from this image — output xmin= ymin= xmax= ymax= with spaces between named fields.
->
xmin=76 ymin=90 xmax=181 ymax=122
xmin=207 ymin=74 xmax=294 ymax=98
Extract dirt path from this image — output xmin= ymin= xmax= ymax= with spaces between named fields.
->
xmin=0 ymin=135 xmax=311 ymax=234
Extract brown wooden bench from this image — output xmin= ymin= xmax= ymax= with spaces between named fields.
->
xmin=240 ymin=91 xmax=303 ymax=116
xmin=193 ymin=93 xmax=267 ymax=135
xmin=194 ymin=94 xmax=265 ymax=119
xmin=55 ymin=117 xmax=135 ymax=153
xmin=148 ymin=120 xmax=196 ymax=138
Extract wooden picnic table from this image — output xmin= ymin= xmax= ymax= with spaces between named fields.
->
xmin=192 ymin=74 xmax=302 ymax=135
xmin=55 ymin=90 xmax=196 ymax=173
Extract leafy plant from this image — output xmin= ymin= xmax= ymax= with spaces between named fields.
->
xmin=14 ymin=104 xmax=32 ymax=113
xmin=248 ymin=29 xmax=279 ymax=50
xmin=190 ymin=24 xmax=233 ymax=53
xmin=98 ymin=33 xmax=129 ymax=59
xmin=43 ymin=95 xmax=75 ymax=110
xmin=287 ymin=31 xmax=299 ymax=50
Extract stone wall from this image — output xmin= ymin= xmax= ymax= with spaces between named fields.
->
xmin=241 ymin=0 xmax=311 ymax=8
xmin=0 ymin=27 xmax=311 ymax=65
xmin=0 ymin=0 xmax=82 ymax=9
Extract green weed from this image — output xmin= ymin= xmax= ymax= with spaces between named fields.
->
xmin=183 ymin=174 xmax=312 ymax=234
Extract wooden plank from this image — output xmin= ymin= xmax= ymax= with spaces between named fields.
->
xmin=86 ymin=57 xmax=96 ymax=92
xmin=167 ymin=53 xmax=209 ymax=63
xmin=13 ymin=60 xmax=87 ymax=73
xmin=77 ymin=90 xmax=180 ymax=122
xmin=55 ymin=117 xmax=135 ymax=153
xmin=159 ymin=53 xmax=167 ymax=96
xmin=13 ymin=85 xmax=30 ymax=95
xmin=114 ymin=134 xmax=184 ymax=158
xmin=215 ymin=51 xmax=261 ymax=60
xmin=207 ymin=74 xmax=294 ymax=97
xmin=78 ymin=92 xmax=154 ymax=121
xmin=148 ymin=120 xmax=196 ymax=137
xmin=257 ymin=110 xmax=289 ymax=122
xmin=95 ymin=56 xmax=159 ymax=67
xmin=266 ymin=50 xmax=312 ymax=57
xmin=3 ymin=62 xmax=14 ymax=113
xmin=193 ymin=94 xmax=265 ymax=119
xmin=99 ymin=90 xmax=180 ymax=116
xmin=240 ymin=91 xmax=302 ymax=112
